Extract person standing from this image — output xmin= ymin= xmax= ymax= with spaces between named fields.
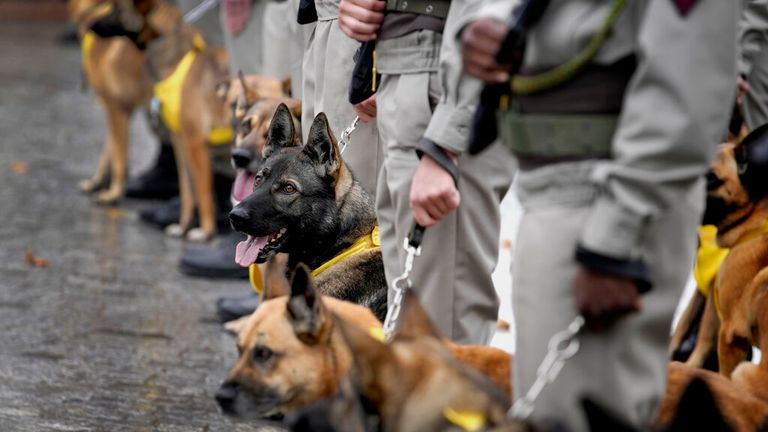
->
xmin=461 ymin=0 xmax=738 ymax=429
xmin=338 ymin=0 xmax=514 ymax=344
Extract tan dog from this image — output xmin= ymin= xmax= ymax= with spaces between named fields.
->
xmin=655 ymin=362 xmax=768 ymax=431
xmin=688 ymin=126 xmax=768 ymax=378
xmin=332 ymin=291 xmax=510 ymax=432
xmin=216 ymin=258 xmax=382 ymax=419
xmin=70 ymin=0 xmax=153 ymax=204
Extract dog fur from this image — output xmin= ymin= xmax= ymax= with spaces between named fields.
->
xmin=70 ymin=0 xmax=153 ymax=204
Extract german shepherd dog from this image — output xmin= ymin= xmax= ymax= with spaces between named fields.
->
xmin=69 ymin=0 xmax=153 ymax=204
xmin=672 ymin=124 xmax=768 ymax=381
xmin=286 ymin=289 xmax=510 ymax=432
xmin=228 ymin=104 xmax=387 ymax=320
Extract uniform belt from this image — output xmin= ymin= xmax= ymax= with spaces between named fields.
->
xmin=385 ymin=0 xmax=450 ymax=19
xmin=497 ymin=111 xmax=617 ymax=160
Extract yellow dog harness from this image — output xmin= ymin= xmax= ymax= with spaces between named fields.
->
xmin=248 ymin=227 xmax=381 ymax=294
xmin=153 ymin=34 xmax=233 ymax=145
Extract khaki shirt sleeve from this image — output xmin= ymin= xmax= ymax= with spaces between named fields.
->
xmin=422 ymin=0 xmax=486 ymax=154
xmin=578 ymin=0 xmax=738 ymax=261
xmin=739 ymin=0 xmax=768 ymax=77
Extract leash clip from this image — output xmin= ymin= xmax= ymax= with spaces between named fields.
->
xmin=382 ymin=224 xmax=425 ymax=338
xmin=339 ymin=116 xmax=360 ymax=155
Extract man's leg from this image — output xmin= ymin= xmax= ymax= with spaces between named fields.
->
xmin=377 ymin=72 xmax=512 ymax=344
xmin=512 ymin=162 xmax=699 ymax=431
xmin=220 ymin=0 xmax=265 ymax=74
xmin=262 ymin=0 xmax=304 ymax=98
xmin=302 ymin=19 xmax=381 ymax=195
xmin=744 ymin=48 xmax=768 ymax=130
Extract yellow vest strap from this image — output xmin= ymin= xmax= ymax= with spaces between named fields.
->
xmin=249 ymin=263 xmax=264 ymax=294
xmin=443 ymin=408 xmax=486 ymax=432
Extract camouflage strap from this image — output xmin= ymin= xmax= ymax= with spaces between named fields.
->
xmin=497 ymin=111 xmax=617 ymax=157
xmin=511 ymin=0 xmax=628 ymax=95
xmin=385 ymin=0 xmax=450 ymax=19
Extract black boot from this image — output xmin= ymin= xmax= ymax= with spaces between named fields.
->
xmin=139 ymin=196 xmax=181 ymax=229
xmin=214 ymin=173 xmax=235 ymax=231
xmin=126 ymin=144 xmax=179 ymax=200
xmin=178 ymin=230 xmax=250 ymax=279
xmin=216 ymin=292 xmax=260 ymax=323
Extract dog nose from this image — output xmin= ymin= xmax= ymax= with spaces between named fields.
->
xmin=706 ymin=171 xmax=724 ymax=191
xmin=215 ymin=382 xmax=239 ymax=412
xmin=229 ymin=207 xmax=250 ymax=231
xmin=231 ymin=147 xmax=254 ymax=169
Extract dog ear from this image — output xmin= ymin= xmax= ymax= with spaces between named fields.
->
xmin=286 ymin=264 xmax=328 ymax=344
xmin=668 ymin=377 xmax=730 ymax=431
xmin=334 ymin=314 xmax=395 ymax=404
xmin=262 ymin=253 xmax=290 ymax=300
xmin=237 ymin=70 xmax=254 ymax=107
xmin=392 ymin=290 xmax=444 ymax=342
xmin=284 ymin=99 xmax=302 ymax=120
xmin=303 ymin=112 xmax=342 ymax=177
xmin=263 ymin=103 xmax=299 ymax=157
xmin=740 ymin=123 xmax=768 ymax=200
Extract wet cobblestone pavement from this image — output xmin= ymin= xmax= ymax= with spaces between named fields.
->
xmin=0 ymin=22 xmax=281 ymax=431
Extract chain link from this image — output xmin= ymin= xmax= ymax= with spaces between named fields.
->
xmin=382 ymin=237 xmax=422 ymax=337
xmin=509 ymin=315 xmax=585 ymax=419
xmin=338 ymin=116 xmax=360 ymax=155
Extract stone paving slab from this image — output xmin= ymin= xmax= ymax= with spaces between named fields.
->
xmin=0 ymin=21 xmax=281 ymax=431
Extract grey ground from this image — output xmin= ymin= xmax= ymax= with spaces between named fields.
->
xmin=0 ymin=21 xmax=279 ymax=431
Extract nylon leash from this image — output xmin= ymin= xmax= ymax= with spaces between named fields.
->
xmin=184 ymin=0 xmax=220 ymax=24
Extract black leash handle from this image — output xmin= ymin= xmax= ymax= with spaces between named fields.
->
xmin=408 ymin=222 xmax=426 ymax=249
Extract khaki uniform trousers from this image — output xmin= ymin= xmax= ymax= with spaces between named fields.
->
xmin=262 ymin=0 xmax=304 ymax=98
xmin=376 ymin=72 xmax=513 ymax=344
xmin=301 ymin=16 xmax=382 ymax=194
xmin=219 ymin=0 xmax=266 ymax=74
xmin=745 ymin=47 xmax=768 ymax=130
xmin=512 ymin=161 xmax=701 ymax=431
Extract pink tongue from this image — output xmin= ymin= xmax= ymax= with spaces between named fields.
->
xmin=235 ymin=236 xmax=268 ymax=267
xmin=232 ymin=171 xmax=256 ymax=202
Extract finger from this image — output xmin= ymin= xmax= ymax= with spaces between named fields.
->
xmin=344 ymin=0 xmax=386 ymax=12
xmin=422 ymin=202 xmax=448 ymax=223
xmin=441 ymin=188 xmax=460 ymax=210
xmin=464 ymin=63 xmax=509 ymax=83
xmin=338 ymin=19 xmax=378 ymax=41
xmin=338 ymin=15 xmax=380 ymax=37
xmin=339 ymin=1 xmax=384 ymax=25
xmin=412 ymin=206 xmax=437 ymax=227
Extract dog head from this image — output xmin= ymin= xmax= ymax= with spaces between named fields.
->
xmin=333 ymin=291 xmax=510 ymax=432
xmin=703 ymin=124 xmax=768 ymax=233
xmin=229 ymin=105 xmax=365 ymax=267
xmin=216 ymin=260 xmax=381 ymax=419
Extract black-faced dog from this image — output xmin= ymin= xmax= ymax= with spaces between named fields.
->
xmin=228 ymin=104 xmax=387 ymax=321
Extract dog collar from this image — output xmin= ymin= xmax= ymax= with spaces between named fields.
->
xmin=311 ymin=227 xmax=381 ymax=278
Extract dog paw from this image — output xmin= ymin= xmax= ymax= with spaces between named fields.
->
xmin=79 ymin=179 xmax=100 ymax=193
xmin=95 ymin=190 xmax=121 ymax=205
xmin=165 ymin=224 xmax=185 ymax=238
xmin=186 ymin=228 xmax=212 ymax=242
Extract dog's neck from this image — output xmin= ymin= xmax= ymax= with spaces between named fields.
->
xmin=718 ymin=198 xmax=768 ymax=248
xmin=144 ymin=24 xmax=195 ymax=82
xmin=288 ymin=179 xmax=377 ymax=271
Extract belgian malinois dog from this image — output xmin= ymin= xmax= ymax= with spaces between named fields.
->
xmin=69 ymin=0 xmax=152 ymax=204
xmin=228 ymin=104 xmax=387 ymax=320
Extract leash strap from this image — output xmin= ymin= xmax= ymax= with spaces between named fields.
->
xmin=184 ymin=0 xmax=220 ymax=24
xmin=383 ymin=223 xmax=425 ymax=338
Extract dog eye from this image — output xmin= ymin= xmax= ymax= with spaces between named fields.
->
xmin=251 ymin=346 xmax=273 ymax=363
xmin=253 ymin=175 xmax=263 ymax=189
xmin=282 ymin=183 xmax=297 ymax=194
xmin=240 ymin=119 xmax=252 ymax=136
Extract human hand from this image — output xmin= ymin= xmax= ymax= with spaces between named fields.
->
xmin=410 ymin=153 xmax=460 ymax=227
xmin=353 ymin=94 xmax=377 ymax=122
xmin=461 ymin=17 xmax=511 ymax=84
xmin=338 ymin=0 xmax=385 ymax=41
xmin=571 ymin=266 xmax=642 ymax=331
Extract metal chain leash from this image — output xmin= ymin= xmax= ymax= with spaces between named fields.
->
xmin=184 ymin=0 xmax=220 ymax=24
xmin=339 ymin=116 xmax=360 ymax=155
xmin=382 ymin=225 xmax=425 ymax=338
xmin=509 ymin=315 xmax=585 ymax=420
